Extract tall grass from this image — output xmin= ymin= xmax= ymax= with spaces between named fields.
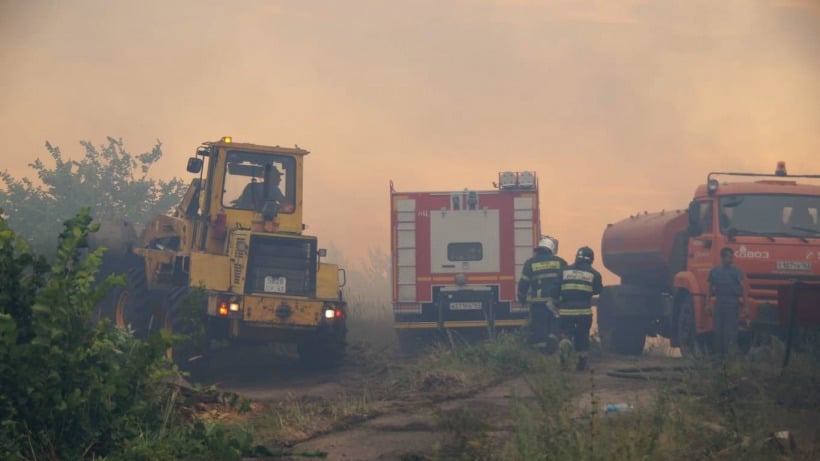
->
xmin=500 ymin=341 xmax=820 ymax=460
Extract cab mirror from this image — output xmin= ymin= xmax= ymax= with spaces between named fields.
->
xmin=687 ymin=201 xmax=701 ymax=236
xmin=186 ymin=157 xmax=203 ymax=174
xmin=318 ymin=248 xmax=328 ymax=258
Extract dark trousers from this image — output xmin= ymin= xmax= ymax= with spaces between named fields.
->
xmin=529 ymin=303 xmax=558 ymax=344
xmin=560 ymin=315 xmax=592 ymax=355
xmin=713 ymin=303 xmax=739 ymax=355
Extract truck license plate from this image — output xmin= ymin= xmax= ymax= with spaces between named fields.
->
xmin=264 ymin=276 xmax=287 ymax=293
xmin=450 ymin=302 xmax=482 ymax=311
xmin=777 ymin=261 xmax=811 ymax=271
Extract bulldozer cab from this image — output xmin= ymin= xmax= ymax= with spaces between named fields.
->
xmin=185 ymin=137 xmax=308 ymax=253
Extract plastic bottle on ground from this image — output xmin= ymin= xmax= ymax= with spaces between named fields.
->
xmin=603 ymin=403 xmax=633 ymax=414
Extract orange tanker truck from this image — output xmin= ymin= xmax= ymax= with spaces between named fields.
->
xmin=598 ymin=163 xmax=820 ymax=356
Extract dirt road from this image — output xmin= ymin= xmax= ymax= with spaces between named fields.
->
xmin=289 ymin=355 xmax=679 ymax=461
xmin=199 ymin=344 xmax=684 ymax=461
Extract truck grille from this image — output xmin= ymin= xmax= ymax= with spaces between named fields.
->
xmin=245 ymin=236 xmax=316 ymax=297
xmin=747 ymin=273 xmax=820 ymax=303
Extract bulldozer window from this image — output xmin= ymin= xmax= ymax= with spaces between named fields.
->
xmin=223 ymin=152 xmax=296 ymax=213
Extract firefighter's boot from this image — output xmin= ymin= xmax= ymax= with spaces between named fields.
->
xmin=558 ymin=338 xmax=573 ymax=370
xmin=576 ymin=354 xmax=588 ymax=372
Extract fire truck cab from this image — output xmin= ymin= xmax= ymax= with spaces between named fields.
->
xmin=390 ymin=172 xmax=542 ymax=349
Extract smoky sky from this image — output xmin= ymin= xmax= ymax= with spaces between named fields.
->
xmin=1 ymin=0 xmax=818 ymax=281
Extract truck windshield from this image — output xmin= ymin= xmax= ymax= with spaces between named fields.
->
xmin=719 ymin=194 xmax=820 ymax=237
xmin=222 ymin=151 xmax=296 ymax=213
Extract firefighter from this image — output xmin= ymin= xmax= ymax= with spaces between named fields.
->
xmin=518 ymin=236 xmax=567 ymax=351
xmin=556 ymin=246 xmax=603 ymax=371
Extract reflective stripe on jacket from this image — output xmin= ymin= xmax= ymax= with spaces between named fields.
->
xmin=518 ymin=251 xmax=568 ymax=303
xmin=557 ymin=263 xmax=603 ymax=315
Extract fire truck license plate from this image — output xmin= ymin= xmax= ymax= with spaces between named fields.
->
xmin=264 ymin=276 xmax=287 ymax=293
xmin=777 ymin=261 xmax=811 ymax=271
xmin=450 ymin=302 xmax=482 ymax=311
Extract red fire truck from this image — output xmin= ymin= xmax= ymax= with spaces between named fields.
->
xmin=390 ymin=172 xmax=542 ymax=348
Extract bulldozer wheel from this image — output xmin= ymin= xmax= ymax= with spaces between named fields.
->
xmin=114 ymin=290 xmax=129 ymax=330
xmin=147 ymin=287 xmax=209 ymax=373
xmin=96 ymin=263 xmax=150 ymax=337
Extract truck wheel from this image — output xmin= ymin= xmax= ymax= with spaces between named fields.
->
xmin=96 ymin=264 xmax=150 ymax=338
xmin=397 ymin=329 xmax=440 ymax=355
xmin=596 ymin=288 xmax=617 ymax=352
xmin=676 ymin=294 xmax=707 ymax=356
xmin=397 ymin=330 xmax=423 ymax=355
xmin=612 ymin=316 xmax=646 ymax=356
xmin=150 ymin=287 xmax=208 ymax=372
xmin=298 ymin=324 xmax=347 ymax=370
xmin=597 ymin=288 xmax=645 ymax=355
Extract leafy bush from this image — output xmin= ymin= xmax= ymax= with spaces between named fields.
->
xmin=0 ymin=210 xmax=255 ymax=460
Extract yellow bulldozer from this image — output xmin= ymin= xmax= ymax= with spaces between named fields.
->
xmin=92 ymin=136 xmax=348 ymax=368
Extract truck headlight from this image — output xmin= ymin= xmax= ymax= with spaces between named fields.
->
xmin=229 ymin=303 xmax=240 ymax=312
xmin=324 ymin=309 xmax=335 ymax=319
xmin=707 ymin=179 xmax=719 ymax=195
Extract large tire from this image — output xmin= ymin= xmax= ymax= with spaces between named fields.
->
xmin=397 ymin=329 xmax=442 ymax=355
xmin=95 ymin=263 xmax=151 ymax=338
xmin=597 ymin=287 xmax=646 ymax=356
xmin=152 ymin=287 xmax=209 ymax=372
xmin=397 ymin=329 xmax=423 ymax=355
xmin=596 ymin=288 xmax=617 ymax=351
xmin=298 ymin=323 xmax=347 ymax=370
xmin=612 ymin=316 xmax=647 ymax=356
xmin=676 ymin=293 xmax=708 ymax=357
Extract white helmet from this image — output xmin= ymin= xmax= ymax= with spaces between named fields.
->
xmin=537 ymin=236 xmax=557 ymax=254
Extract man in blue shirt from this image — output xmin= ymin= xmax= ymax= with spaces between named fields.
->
xmin=706 ymin=247 xmax=748 ymax=356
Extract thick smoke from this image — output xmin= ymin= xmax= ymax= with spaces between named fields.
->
xmin=1 ymin=0 xmax=818 ymax=282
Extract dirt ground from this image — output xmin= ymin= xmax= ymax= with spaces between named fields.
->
xmin=288 ymin=356 xmax=675 ymax=461
xmin=195 ymin=342 xmax=684 ymax=461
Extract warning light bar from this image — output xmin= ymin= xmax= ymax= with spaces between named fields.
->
xmin=498 ymin=171 xmax=537 ymax=190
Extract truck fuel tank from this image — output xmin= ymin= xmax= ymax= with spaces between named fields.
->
xmin=601 ymin=210 xmax=689 ymax=285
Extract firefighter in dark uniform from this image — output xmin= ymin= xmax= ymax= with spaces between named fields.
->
xmin=518 ymin=236 xmax=567 ymax=351
xmin=556 ymin=246 xmax=603 ymax=371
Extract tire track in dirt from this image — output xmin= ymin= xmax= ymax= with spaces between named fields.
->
xmin=287 ymin=355 xmax=684 ymax=461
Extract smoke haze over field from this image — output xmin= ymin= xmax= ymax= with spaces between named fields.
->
xmin=1 ymin=0 xmax=818 ymax=283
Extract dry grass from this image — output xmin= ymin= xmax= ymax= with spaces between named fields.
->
xmin=495 ymin=339 xmax=820 ymax=461
xmin=250 ymin=390 xmax=379 ymax=447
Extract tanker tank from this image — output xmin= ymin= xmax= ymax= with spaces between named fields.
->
xmin=601 ymin=210 xmax=689 ymax=288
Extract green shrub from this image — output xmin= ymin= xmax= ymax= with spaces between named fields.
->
xmin=0 ymin=209 xmax=257 ymax=460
